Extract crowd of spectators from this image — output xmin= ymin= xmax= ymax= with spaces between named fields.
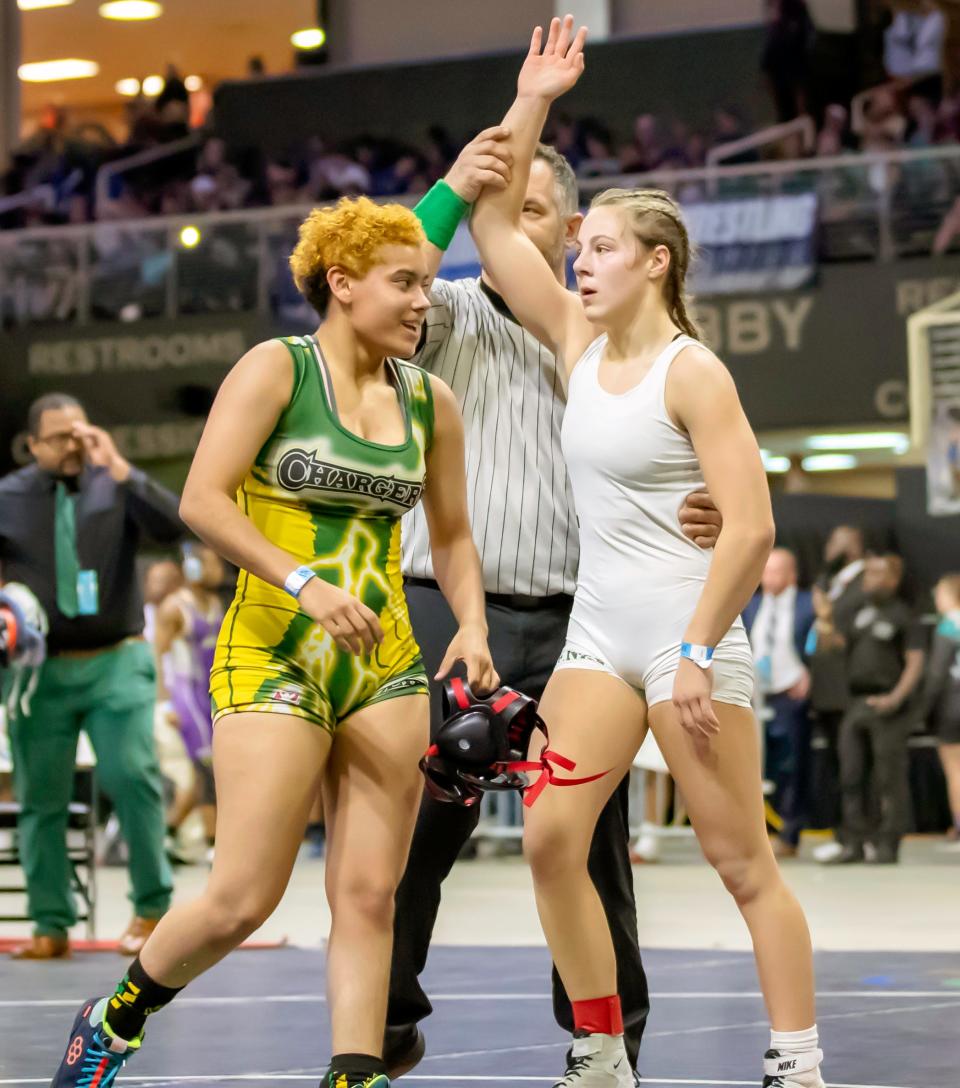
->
xmin=5 ymin=1 xmax=960 ymax=232
xmin=2 ymin=93 xmax=766 ymax=230
xmin=746 ymin=525 xmax=960 ymax=864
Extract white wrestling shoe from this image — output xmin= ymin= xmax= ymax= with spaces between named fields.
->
xmin=762 ymin=1048 xmax=825 ymax=1088
xmin=554 ymin=1032 xmax=634 ymax=1086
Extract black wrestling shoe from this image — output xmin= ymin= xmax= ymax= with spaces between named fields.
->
xmin=867 ymin=844 xmax=899 ymax=864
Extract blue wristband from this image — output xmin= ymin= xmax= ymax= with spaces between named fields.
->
xmin=284 ymin=565 xmax=317 ymax=600
xmin=680 ymin=642 xmax=715 ymax=669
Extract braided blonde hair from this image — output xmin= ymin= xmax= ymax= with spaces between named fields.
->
xmin=589 ymin=188 xmax=700 ymax=340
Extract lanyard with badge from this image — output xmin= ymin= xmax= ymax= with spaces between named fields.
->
xmin=55 ymin=482 xmax=99 ymax=618
xmin=757 ymin=597 xmax=778 ymax=692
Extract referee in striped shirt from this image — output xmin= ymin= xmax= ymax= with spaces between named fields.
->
xmin=387 ymin=143 xmax=721 ymax=1082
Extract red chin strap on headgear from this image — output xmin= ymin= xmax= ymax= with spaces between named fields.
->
xmin=419 ymin=676 xmax=610 ymax=808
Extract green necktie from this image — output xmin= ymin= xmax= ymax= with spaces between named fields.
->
xmin=54 ymin=480 xmax=80 ymax=618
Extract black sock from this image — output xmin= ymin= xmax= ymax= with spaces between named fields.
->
xmin=104 ymin=956 xmax=183 ymax=1041
xmin=326 ymin=1053 xmax=386 ymax=1085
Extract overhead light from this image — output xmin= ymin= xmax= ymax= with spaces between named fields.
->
xmin=115 ymin=77 xmax=141 ymax=96
xmin=760 ymin=450 xmax=791 ymax=474
xmin=184 ymin=74 xmax=203 ymax=92
xmin=801 ymin=454 xmax=858 ymax=472
xmin=18 ymin=58 xmax=99 ymax=82
xmin=141 ymin=74 xmax=165 ymax=96
xmin=805 ymin=432 xmax=910 ymax=453
xmin=179 ymin=225 xmax=201 ymax=248
xmin=99 ymin=1 xmax=162 ymax=19
xmin=18 ymin=0 xmax=74 ymax=10
xmin=291 ymin=27 xmax=327 ymax=49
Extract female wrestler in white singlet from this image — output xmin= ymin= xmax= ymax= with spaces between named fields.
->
xmin=470 ymin=18 xmax=824 ymax=1088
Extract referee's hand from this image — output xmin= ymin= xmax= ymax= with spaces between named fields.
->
xmin=435 ymin=623 xmax=500 ymax=694
xmin=679 ymin=489 xmax=722 ymax=550
xmin=444 ymin=127 xmax=513 ymax=204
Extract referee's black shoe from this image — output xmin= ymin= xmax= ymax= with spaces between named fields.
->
xmin=383 ymin=1025 xmax=426 ymax=1079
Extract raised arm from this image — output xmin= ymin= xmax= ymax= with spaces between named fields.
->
xmin=70 ymin=422 xmax=184 ymax=544
xmin=667 ymin=345 xmax=776 ymax=736
xmin=415 ymin=127 xmax=514 ymax=281
xmin=471 ymin=16 xmax=594 ymax=365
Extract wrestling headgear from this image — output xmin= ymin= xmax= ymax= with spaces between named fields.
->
xmin=0 ymin=584 xmax=47 ymax=671
xmin=0 ymin=584 xmax=48 ymax=718
xmin=419 ymin=677 xmax=609 ymax=807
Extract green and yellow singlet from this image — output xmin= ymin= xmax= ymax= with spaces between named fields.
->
xmin=210 ymin=334 xmax=433 ymax=732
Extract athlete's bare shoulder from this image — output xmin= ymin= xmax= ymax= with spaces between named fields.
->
xmin=233 ymin=336 xmax=296 ymax=376
xmin=235 ymin=336 xmax=296 ymax=368
xmin=217 ymin=337 xmax=296 ymax=417
xmin=424 ymin=371 xmax=458 ymax=413
xmin=666 ymin=339 xmax=741 ymax=430
xmin=674 ymin=338 xmax=733 ymax=373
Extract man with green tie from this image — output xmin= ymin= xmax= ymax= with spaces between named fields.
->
xmin=0 ymin=393 xmax=183 ymax=959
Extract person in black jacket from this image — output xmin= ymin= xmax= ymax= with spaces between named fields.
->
xmin=815 ymin=554 xmax=926 ymax=864
xmin=0 ymin=393 xmax=184 ymax=958
xmin=761 ymin=0 xmax=816 ymax=122
xmin=923 ymin=573 xmax=960 ymax=844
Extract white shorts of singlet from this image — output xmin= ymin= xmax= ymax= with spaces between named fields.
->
xmin=554 ymin=626 xmax=755 ymax=711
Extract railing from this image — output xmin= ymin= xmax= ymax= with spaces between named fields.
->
xmin=0 ymin=183 xmax=56 ymax=217
xmin=851 ymin=73 xmax=934 ymax=135
xmin=706 ymin=115 xmax=817 ymax=168
xmin=3 ymin=143 xmax=960 ymax=329
xmin=94 ymin=133 xmax=202 ymax=219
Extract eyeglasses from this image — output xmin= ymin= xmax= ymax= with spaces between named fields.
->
xmin=35 ymin=430 xmax=80 ymax=449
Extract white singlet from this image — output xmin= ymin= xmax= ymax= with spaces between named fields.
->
xmin=554 ymin=333 xmax=754 ymax=709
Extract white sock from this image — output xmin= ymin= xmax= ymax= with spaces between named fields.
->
xmin=767 ymin=1026 xmax=822 ymax=1082
xmin=770 ymin=1025 xmax=819 ymax=1055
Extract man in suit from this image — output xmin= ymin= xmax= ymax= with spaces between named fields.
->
xmin=744 ymin=548 xmax=816 ymax=858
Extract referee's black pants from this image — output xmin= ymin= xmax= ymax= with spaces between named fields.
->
xmin=387 ymin=581 xmax=649 ymax=1070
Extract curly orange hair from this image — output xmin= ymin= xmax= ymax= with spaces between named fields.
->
xmin=289 ymin=196 xmax=425 ymax=316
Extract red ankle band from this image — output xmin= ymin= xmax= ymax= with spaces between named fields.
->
xmin=572 ymin=995 xmax=623 ymax=1035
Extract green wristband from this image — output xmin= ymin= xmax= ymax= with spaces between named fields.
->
xmin=414 ymin=179 xmax=470 ymax=251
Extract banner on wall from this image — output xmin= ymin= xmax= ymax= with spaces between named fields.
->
xmin=10 ymin=256 xmax=960 ymax=475
xmin=0 ymin=313 xmax=271 ymax=474
xmin=438 ymin=192 xmax=819 ymax=294
xmin=927 ymin=399 xmax=960 ymax=515
xmin=918 ymin=322 xmax=960 ymax=516
xmin=684 ymin=193 xmax=819 ymax=295
xmin=437 ymin=222 xmax=482 ymax=281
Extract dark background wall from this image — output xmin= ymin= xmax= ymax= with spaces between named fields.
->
xmin=213 ymin=28 xmax=772 ymax=156
xmin=10 ymin=249 xmax=958 ymax=474
xmin=773 ymin=477 xmax=960 ymax=598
